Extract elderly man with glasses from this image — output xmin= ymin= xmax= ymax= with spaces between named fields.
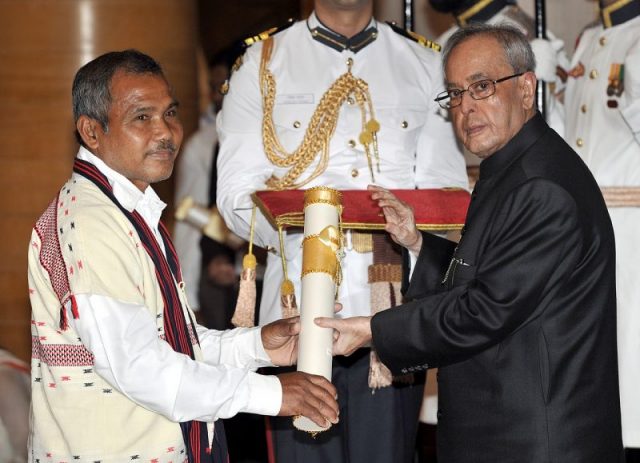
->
xmin=435 ymin=72 xmax=523 ymax=109
xmin=317 ymin=23 xmax=624 ymax=463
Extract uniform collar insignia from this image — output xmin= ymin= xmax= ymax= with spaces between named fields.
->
xmin=456 ymin=0 xmax=510 ymax=27
xmin=600 ymin=0 xmax=640 ymax=28
xmin=307 ymin=13 xmax=377 ymax=53
xmin=243 ymin=18 xmax=295 ymax=48
xmin=386 ymin=22 xmax=441 ymax=51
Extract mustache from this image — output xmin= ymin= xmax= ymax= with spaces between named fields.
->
xmin=148 ymin=140 xmax=177 ymax=155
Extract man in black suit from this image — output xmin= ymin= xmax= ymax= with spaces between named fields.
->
xmin=317 ymin=24 xmax=624 ymax=462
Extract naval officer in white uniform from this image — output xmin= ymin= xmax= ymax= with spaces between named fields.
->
xmin=216 ymin=0 xmax=468 ymax=461
xmin=564 ymin=1 xmax=640 ymax=460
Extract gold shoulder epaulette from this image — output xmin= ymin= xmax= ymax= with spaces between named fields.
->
xmin=221 ymin=19 xmax=295 ymax=96
xmin=385 ymin=21 xmax=441 ymax=52
xmin=243 ymin=18 xmax=296 ymax=47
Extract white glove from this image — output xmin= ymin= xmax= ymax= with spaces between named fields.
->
xmin=530 ymin=38 xmax=559 ymax=83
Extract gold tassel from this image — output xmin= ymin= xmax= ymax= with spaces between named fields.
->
xmin=369 ymin=349 xmax=393 ymax=390
xmin=231 ymin=206 xmax=257 ymax=327
xmin=350 ymin=230 xmax=373 ymax=253
xmin=367 ymin=234 xmax=409 ymax=390
xmin=278 ymin=225 xmax=299 ymax=319
xmin=368 ymin=279 xmax=396 ymax=390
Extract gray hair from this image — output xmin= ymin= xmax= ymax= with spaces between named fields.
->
xmin=442 ymin=23 xmax=536 ymax=75
xmin=72 ymin=49 xmax=165 ymax=146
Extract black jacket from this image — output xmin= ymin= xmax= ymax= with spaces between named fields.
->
xmin=372 ymin=113 xmax=623 ymax=462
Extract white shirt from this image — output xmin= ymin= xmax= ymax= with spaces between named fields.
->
xmin=217 ymin=14 xmax=468 ymax=324
xmin=68 ymin=148 xmax=282 ymax=423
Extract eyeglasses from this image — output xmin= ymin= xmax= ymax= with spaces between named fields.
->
xmin=434 ymin=73 xmax=524 ymax=109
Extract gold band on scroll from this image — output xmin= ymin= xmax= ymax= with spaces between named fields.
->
xmin=304 ymin=186 xmax=342 ymax=208
xmin=301 ymin=227 xmax=341 ymax=282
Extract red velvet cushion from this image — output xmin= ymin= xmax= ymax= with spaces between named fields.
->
xmin=253 ymin=189 xmax=469 ymax=231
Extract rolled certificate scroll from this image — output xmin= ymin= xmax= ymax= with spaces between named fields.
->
xmin=293 ymin=187 xmax=343 ymax=434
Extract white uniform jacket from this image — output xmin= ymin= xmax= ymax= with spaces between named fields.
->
xmin=217 ymin=14 xmax=468 ymax=324
xmin=564 ymin=14 xmax=640 ymax=448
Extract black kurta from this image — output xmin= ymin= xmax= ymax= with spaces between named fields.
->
xmin=372 ymin=113 xmax=624 ymax=462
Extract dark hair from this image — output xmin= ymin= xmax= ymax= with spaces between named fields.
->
xmin=72 ymin=49 xmax=165 ymax=146
xmin=208 ymin=47 xmax=234 ymax=71
xmin=442 ymin=23 xmax=536 ymax=75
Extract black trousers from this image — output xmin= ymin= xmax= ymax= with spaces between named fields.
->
xmin=267 ymin=349 xmax=425 ymax=463
xmin=627 ymin=448 xmax=640 ymax=463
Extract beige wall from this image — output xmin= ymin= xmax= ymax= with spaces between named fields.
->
xmin=0 ymin=0 xmax=199 ymax=362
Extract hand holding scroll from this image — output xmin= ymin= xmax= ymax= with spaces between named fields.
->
xmin=277 ymin=372 xmax=339 ymax=428
xmin=262 ymin=304 xmax=343 ymax=366
xmin=262 ymin=317 xmax=301 ymax=366
xmin=314 ymin=316 xmax=373 ymax=357
xmin=368 ymin=185 xmax=423 ymax=255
